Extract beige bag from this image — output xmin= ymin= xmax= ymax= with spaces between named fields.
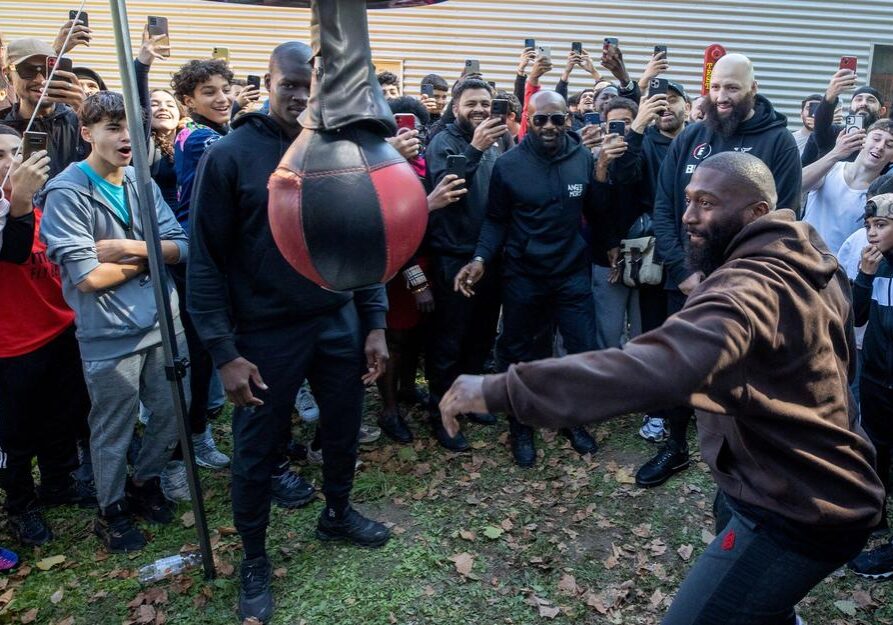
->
xmin=620 ymin=236 xmax=663 ymax=287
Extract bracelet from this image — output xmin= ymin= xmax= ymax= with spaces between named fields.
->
xmin=402 ymin=264 xmax=427 ymax=289
xmin=411 ymin=283 xmax=429 ymax=294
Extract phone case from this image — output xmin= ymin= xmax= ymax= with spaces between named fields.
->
xmin=840 ymin=57 xmax=858 ymax=73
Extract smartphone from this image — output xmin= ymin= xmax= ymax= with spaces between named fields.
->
xmin=212 ymin=47 xmax=230 ymax=63
xmin=22 ymin=131 xmax=48 ymax=160
xmin=491 ymin=99 xmax=509 ymax=123
xmin=608 ymin=120 xmax=626 ymax=136
xmin=46 ymin=56 xmax=73 ymax=81
xmin=421 ymin=83 xmax=434 ymax=97
xmin=394 ymin=113 xmax=416 ymax=132
xmin=147 ymin=16 xmax=170 ymax=57
xmin=536 ymin=45 xmax=551 ymax=61
xmin=806 ymin=101 xmax=819 ymax=117
xmin=583 ymin=112 xmax=602 ymax=126
xmin=69 ymin=9 xmax=88 ymax=26
xmin=571 ymin=41 xmax=583 ymax=54
xmin=649 ymin=77 xmax=669 ymax=96
xmin=246 ymin=74 xmax=261 ymax=91
xmin=603 ymin=37 xmax=619 ymax=52
xmin=839 ymin=56 xmax=858 ymax=73
xmin=446 ymin=154 xmax=467 ymax=182
xmin=654 ymin=45 xmax=668 ymax=58
xmin=524 ymin=38 xmax=536 ymax=50
xmin=844 ymin=113 xmax=865 ymax=134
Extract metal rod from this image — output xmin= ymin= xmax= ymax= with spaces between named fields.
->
xmin=106 ymin=0 xmax=215 ymax=580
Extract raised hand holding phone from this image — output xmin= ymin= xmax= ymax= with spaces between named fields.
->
xmin=54 ymin=13 xmax=92 ymax=54
xmin=827 ymin=60 xmax=858 ymax=101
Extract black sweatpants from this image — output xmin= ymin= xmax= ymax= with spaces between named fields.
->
xmin=0 ymin=326 xmax=90 ymax=513
xmin=230 ymin=303 xmax=365 ymax=558
xmin=861 ymin=376 xmax=893 ymax=525
xmin=426 ymin=253 xmax=501 ymax=411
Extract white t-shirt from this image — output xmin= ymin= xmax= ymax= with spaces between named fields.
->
xmin=792 ymin=128 xmax=811 ymax=156
xmin=837 ymin=227 xmax=869 ymax=348
xmin=803 ymin=162 xmax=867 ymax=256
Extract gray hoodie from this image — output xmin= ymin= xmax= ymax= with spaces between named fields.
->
xmin=37 ymin=163 xmax=188 ymax=361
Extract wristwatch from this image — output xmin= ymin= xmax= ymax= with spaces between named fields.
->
xmin=472 ymin=256 xmax=485 ymax=264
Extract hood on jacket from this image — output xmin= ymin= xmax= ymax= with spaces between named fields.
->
xmin=725 ymin=209 xmax=839 ymax=290
xmin=735 ymin=94 xmax=789 ymax=135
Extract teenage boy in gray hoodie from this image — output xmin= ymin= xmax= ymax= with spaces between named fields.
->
xmin=38 ymin=92 xmax=188 ymax=553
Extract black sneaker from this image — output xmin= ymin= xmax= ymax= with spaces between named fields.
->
xmin=509 ymin=419 xmax=536 ymax=468
xmin=316 ymin=506 xmax=391 ymax=547
xmin=39 ymin=478 xmax=97 ymax=508
xmin=560 ymin=426 xmax=598 ymax=455
xmin=468 ymin=412 xmax=498 ymax=425
xmin=849 ymin=542 xmax=893 ymax=580
xmin=94 ymin=500 xmax=146 ymax=553
xmin=378 ymin=409 xmax=413 ymax=444
xmin=8 ymin=505 xmax=53 ymax=546
xmin=285 ymin=440 xmax=308 ymax=463
xmin=239 ymin=556 xmax=274 ymax=623
xmin=635 ymin=439 xmax=689 ymax=488
xmin=271 ymin=470 xmax=316 ymax=509
xmin=430 ymin=414 xmax=469 ymax=452
xmin=126 ymin=477 xmax=174 ymax=524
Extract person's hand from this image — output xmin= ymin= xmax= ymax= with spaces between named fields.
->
xmin=678 ymin=271 xmax=703 ymax=295
xmin=9 ymin=150 xmax=50 ymax=202
xmin=44 ymin=71 xmax=86 ymax=111
xmin=597 ymin=134 xmax=628 ymax=166
xmin=137 ymin=24 xmax=170 ymax=65
xmin=561 ymin=51 xmax=579 ymax=81
xmin=577 ymin=50 xmax=601 ymax=80
xmin=607 ymin=247 xmax=623 ymax=283
xmin=220 ymin=357 xmax=267 ymax=407
xmin=601 ymin=44 xmax=630 ymax=84
xmin=362 ymin=328 xmax=389 ymax=385
xmin=861 ymin=244 xmax=884 ymax=275
xmin=95 ymin=239 xmax=142 ymax=264
xmin=638 ymin=51 xmax=669 ymax=90
xmin=413 ymin=285 xmax=435 ymax=313
xmin=830 ymin=127 xmax=865 ymax=159
xmin=517 ymin=48 xmax=537 ymax=76
xmin=470 ymin=117 xmax=507 ymax=152
xmin=387 ymin=128 xmax=421 ymax=161
xmin=826 ymin=68 xmax=857 ymax=102
xmin=581 ymin=123 xmax=604 ymax=150
xmin=454 ymin=259 xmax=485 ymax=297
xmin=236 ymin=85 xmax=261 ymax=109
xmin=440 ymin=375 xmax=487 ymax=435
xmin=420 ymin=93 xmax=440 ymax=114
xmin=427 ymin=174 xmax=467 ymax=211
xmin=631 ymin=93 xmax=668 ymax=134
xmin=529 ymin=55 xmax=553 ymax=84
xmin=53 ymin=18 xmax=92 ymax=55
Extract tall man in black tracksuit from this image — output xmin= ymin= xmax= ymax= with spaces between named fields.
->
xmin=645 ymin=53 xmax=802 ymax=489
xmin=425 ymin=78 xmax=507 ymax=452
xmin=456 ymin=91 xmax=599 ymax=468
xmin=187 ymin=42 xmax=391 ymax=625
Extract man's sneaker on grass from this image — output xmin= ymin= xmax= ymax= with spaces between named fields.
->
xmin=239 ymin=556 xmax=274 ymax=623
xmin=316 ymin=505 xmax=391 ymax=547
xmin=8 ymin=505 xmax=53 ymax=546
xmin=126 ymin=477 xmax=174 ymax=524
xmin=39 ymin=477 xmax=97 ymax=508
xmin=0 ymin=547 xmax=18 ymax=572
xmin=271 ymin=469 xmax=316 ymax=509
xmin=358 ymin=423 xmax=381 ymax=445
xmin=849 ymin=542 xmax=893 ymax=580
xmin=160 ymin=461 xmax=191 ymax=503
xmin=635 ymin=439 xmax=689 ymax=488
xmin=294 ymin=382 xmax=320 ymax=423
xmin=94 ymin=500 xmax=146 ymax=553
xmin=192 ymin=426 xmax=230 ymax=469
xmin=638 ymin=415 xmax=668 ymax=442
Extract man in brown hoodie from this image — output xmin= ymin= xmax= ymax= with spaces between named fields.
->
xmin=440 ymin=151 xmax=884 ymax=624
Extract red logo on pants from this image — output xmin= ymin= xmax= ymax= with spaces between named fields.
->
xmin=721 ymin=529 xmax=736 ymax=551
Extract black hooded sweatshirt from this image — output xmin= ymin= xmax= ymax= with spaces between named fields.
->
xmin=652 ymin=94 xmax=802 ymax=289
xmin=186 ymin=112 xmax=387 ymax=368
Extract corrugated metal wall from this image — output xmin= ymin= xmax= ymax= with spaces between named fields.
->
xmin=2 ymin=0 xmax=893 ymax=128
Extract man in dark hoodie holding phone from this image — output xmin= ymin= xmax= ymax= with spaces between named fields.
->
xmin=455 ymin=91 xmax=600 ymax=467
xmin=643 ymin=53 xmax=802 ymax=489
xmin=187 ymin=42 xmax=391 ymax=625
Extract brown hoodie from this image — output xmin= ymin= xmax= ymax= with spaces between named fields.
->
xmin=484 ymin=209 xmax=884 ymax=530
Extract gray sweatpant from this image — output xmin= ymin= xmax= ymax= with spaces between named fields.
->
xmin=591 ymin=264 xmax=641 ymax=350
xmin=82 ymin=334 xmax=187 ymax=511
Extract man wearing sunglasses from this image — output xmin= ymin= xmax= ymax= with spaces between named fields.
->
xmin=1 ymin=38 xmax=87 ymax=178
xmin=455 ymin=90 xmax=602 ymax=467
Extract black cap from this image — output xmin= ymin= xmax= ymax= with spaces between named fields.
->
xmin=853 ymin=86 xmax=884 ymax=105
xmin=667 ymin=80 xmax=686 ymax=99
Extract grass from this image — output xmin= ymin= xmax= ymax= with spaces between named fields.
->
xmin=1 ymin=390 xmax=891 ymax=625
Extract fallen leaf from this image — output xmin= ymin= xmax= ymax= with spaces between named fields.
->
xmin=603 ymin=554 xmax=619 ymax=570
xmin=833 ymin=599 xmax=857 ymax=617
xmin=632 ymin=523 xmax=652 ymax=538
xmin=55 ymin=618 xmax=75 ymax=625
xmin=500 ymin=518 xmax=514 ymax=532
xmin=852 ymin=590 xmax=875 ymax=608
xmin=700 ymin=529 xmax=715 ymax=545
xmin=449 ymin=552 xmax=474 ymax=577
xmin=459 ymin=530 xmax=476 ymax=542
xmin=614 ymin=468 xmax=636 ymax=484
xmin=20 ymin=608 xmax=38 ymax=623
xmin=137 ymin=604 xmax=156 ymax=624
xmin=585 ymin=591 xmax=609 ymax=614
xmin=538 ymin=604 xmax=561 ymax=619
xmin=676 ymin=544 xmax=694 ymax=561
xmin=181 ymin=511 xmax=195 ymax=528
xmin=218 ymin=559 xmax=235 ymax=577
xmin=557 ymin=573 xmax=580 ymax=595
xmin=35 ymin=555 xmax=66 ymax=571
xmin=649 ymin=588 xmax=664 ymax=609
xmin=273 ymin=567 xmax=287 ymax=579
xmin=483 ymin=526 xmax=504 ymax=540
xmin=218 ymin=526 xmax=238 ymax=536
xmin=50 ymin=588 xmax=64 ymax=604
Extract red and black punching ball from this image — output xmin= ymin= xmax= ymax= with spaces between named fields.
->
xmin=212 ymin=0 xmax=447 ymax=291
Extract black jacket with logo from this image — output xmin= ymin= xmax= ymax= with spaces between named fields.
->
xmin=652 ymin=94 xmax=802 ymax=289
xmin=474 ymin=131 xmax=602 ymax=277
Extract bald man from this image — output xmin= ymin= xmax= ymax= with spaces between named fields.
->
xmin=642 ymin=53 xmax=802 ymax=488
xmin=442 ymin=152 xmax=882 ymax=625
xmin=454 ymin=90 xmax=603 ymax=466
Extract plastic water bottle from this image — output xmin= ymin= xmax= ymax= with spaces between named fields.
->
xmin=138 ymin=552 xmax=202 ymax=584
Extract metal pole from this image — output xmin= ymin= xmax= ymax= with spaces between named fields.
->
xmin=106 ymin=0 xmax=215 ymax=580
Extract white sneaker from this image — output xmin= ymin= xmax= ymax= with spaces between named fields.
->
xmin=295 ymin=382 xmax=320 ymax=423
xmin=160 ymin=461 xmax=191 ymax=503
xmin=192 ymin=427 xmax=230 ymax=470
xmin=638 ymin=416 xmax=667 ymax=442
xmin=358 ymin=423 xmax=381 ymax=445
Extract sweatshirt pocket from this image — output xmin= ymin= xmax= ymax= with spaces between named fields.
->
xmin=94 ymin=276 xmax=159 ymax=333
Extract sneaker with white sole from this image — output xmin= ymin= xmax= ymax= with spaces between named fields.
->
xmin=295 ymin=382 xmax=320 ymax=423
xmin=192 ymin=426 xmax=230 ymax=469
xmin=358 ymin=423 xmax=381 ymax=445
xmin=638 ymin=416 xmax=667 ymax=442
xmin=160 ymin=461 xmax=191 ymax=503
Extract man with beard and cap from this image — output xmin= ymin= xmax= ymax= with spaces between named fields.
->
xmin=642 ymin=53 xmax=802 ymax=488
xmin=424 ymin=78 xmax=507 ymax=452
xmin=803 ymin=64 xmax=889 ymax=166
xmin=188 ymin=41 xmax=391 ymax=624
xmin=453 ymin=90 xmax=599 ymax=467
xmin=439 ymin=151 xmax=884 ymax=625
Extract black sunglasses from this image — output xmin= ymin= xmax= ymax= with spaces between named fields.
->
xmin=530 ymin=113 xmax=569 ymax=127
xmin=13 ymin=62 xmax=47 ymax=81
